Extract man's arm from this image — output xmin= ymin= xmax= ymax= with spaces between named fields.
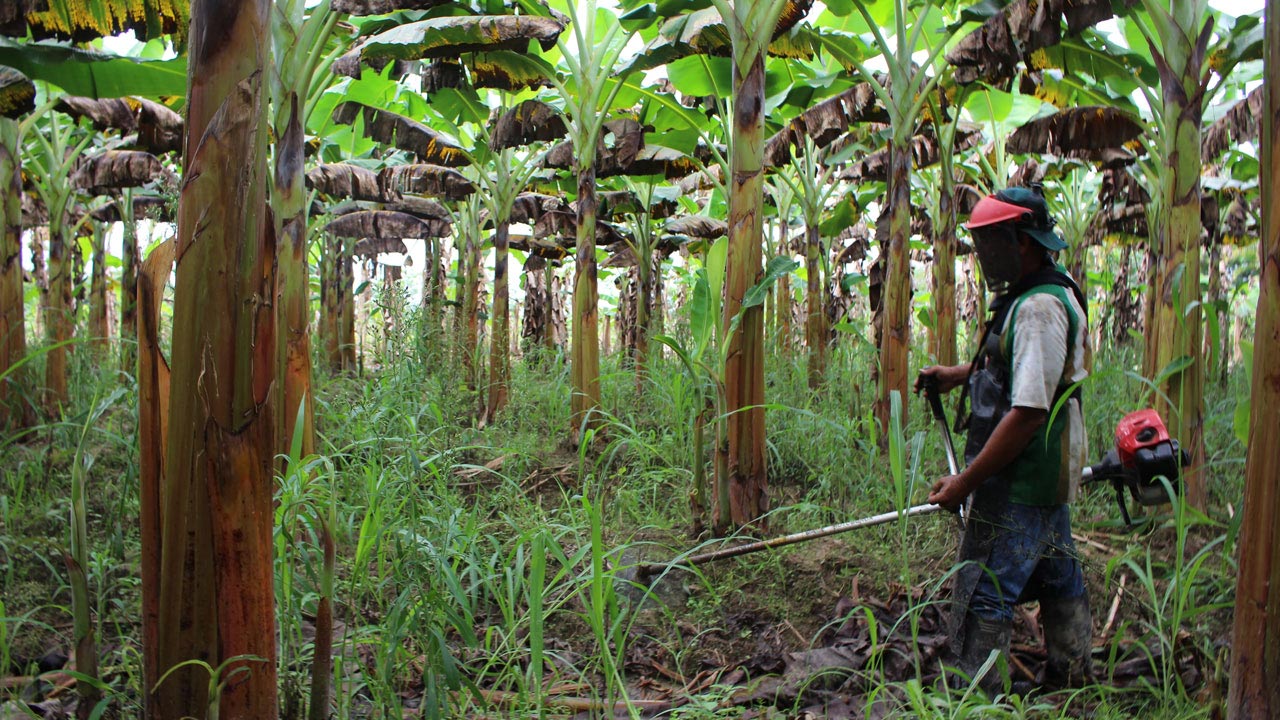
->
xmin=915 ymin=362 xmax=973 ymax=395
xmin=928 ymin=405 xmax=1047 ymax=509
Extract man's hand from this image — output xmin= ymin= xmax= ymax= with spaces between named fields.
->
xmin=915 ymin=363 xmax=971 ymax=395
xmin=928 ymin=474 xmax=971 ymax=511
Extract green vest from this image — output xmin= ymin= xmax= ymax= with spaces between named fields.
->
xmin=997 ymin=284 xmax=1082 ymax=506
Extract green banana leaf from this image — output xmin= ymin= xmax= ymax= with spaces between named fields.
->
xmin=0 ymin=39 xmax=186 ymax=98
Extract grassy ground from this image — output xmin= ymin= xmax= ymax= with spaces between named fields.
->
xmin=0 ymin=312 xmax=1249 ymax=719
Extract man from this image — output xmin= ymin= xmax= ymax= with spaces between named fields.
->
xmin=916 ymin=186 xmax=1093 ymax=692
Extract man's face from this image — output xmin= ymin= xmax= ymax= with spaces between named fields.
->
xmin=971 ymin=223 xmax=1022 ymax=292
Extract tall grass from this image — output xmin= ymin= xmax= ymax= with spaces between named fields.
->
xmin=0 ymin=301 xmax=1250 ymax=719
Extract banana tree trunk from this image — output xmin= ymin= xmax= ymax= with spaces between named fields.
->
xmin=1149 ymin=11 xmax=1209 ymax=509
xmin=652 ymin=260 xmax=664 ymax=341
xmin=0 ymin=117 xmax=32 ymax=430
xmin=44 ymin=211 xmax=72 ymax=414
xmin=932 ymin=176 xmax=958 ymax=367
xmin=1205 ymin=240 xmax=1221 ymax=379
xmin=486 ymin=219 xmax=511 ymax=420
xmin=274 ymin=93 xmax=315 ymax=459
xmin=340 ymin=238 xmax=355 ymax=372
xmin=120 ymin=192 xmax=139 ymax=374
xmin=422 ymin=235 xmax=443 ymax=336
xmin=570 ymin=165 xmax=600 ymax=436
xmin=320 ymin=232 xmax=340 ymax=371
xmin=1228 ymin=3 xmax=1280 ymax=709
xmin=152 ymin=3 xmax=277 ymax=719
xmin=88 ymin=223 xmax=108 ymax=352
xmin=805 ymin=221 xmax=825 ymax=389
xmin=776 ymin=218 xmax=791 ymax=351
xmin=718 ymin=48 xmax=769 ymax=532
xmin=876 ymin=134 xmax=912 ymax=435
xmin=635 ymin=242 xmax=652 ymax=392
xmin=137 ymin=238 xmax=173 ymax=720
xmin=462 ymin=232 xmax=481 ymax=390
xmin=32 ymin=226 xmax=47 ymax=334
xmin=453 ymin=234 xmax=469 ymax=365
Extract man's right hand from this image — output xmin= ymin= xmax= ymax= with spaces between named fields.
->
xmin=915 ymin=364 xmax=970 ymax=395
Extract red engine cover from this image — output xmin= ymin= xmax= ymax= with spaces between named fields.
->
xmin=1115 ymin=409 xmax=1171 ymax=467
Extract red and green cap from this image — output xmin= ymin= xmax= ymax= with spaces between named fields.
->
xmin=963 ymin=186 xmax=1067 ymax=251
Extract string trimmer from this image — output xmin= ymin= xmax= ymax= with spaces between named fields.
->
xmin=1082 ymin=409 xmax=1187 ymax=525
xmin=632 ymin=404 xmax=1186 ymax=584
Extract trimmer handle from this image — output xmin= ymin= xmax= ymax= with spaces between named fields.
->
xmin=921 ymin=375 xmax=948 ymax=423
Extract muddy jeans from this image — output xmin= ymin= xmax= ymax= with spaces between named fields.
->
xmin=968 ymin=502 xmax=1085 ymax=620
xmin=950 ymin=482 xmax=1086 ymax=643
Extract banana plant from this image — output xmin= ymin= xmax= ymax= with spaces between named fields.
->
xmin=270 ymin=0 xmax=343 ymax=463
xmin=22 ymin=102 xmax=98 ymax=415
xmin=151 ymin=1 xmax=279 ymax=717
xmin=820 ymin=0 xmax=968 ymax=436
xmin=772 ymin=135 xmax=847 ymax=390
xmin=765 ymin=172 xmax=797 ymax=352
xmin=538 ymin=0 xmax=644 ymax=438
xmin=615 ymin=178 xmax=679 ymax=393
xmin=1123 ymin=3 xmax=1261 ymax=508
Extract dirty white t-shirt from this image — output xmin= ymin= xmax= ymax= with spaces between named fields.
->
xmin=1007 ymin=291 xmax=1090 ymax=502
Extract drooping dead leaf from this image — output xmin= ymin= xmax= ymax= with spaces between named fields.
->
xmin=325 ymin=210 xmax=450 ymax=240
xmin=54 ymin=96 xmax=183 ymax=154
xmin=841 ymin=125 xmax=982 ymax=182
xmin=947 ymin=0 xmax=1115 ymax=86
xmin=509 ymin=234 xmax=571 ymax=261
xmin=465 ymin=50 xmax=556 ymax=91
xmin=545 ymin=142 xmax=701 ymax=179
xmin=1087 ymin=204 xmax=1147 ymax=246
xmin=331 ymin=53 xmax=411 ymax=80
xmin=353 ymin=237 xmax=409 ymax=258
xmin=0 ymin=66 xmax=35 ymax=118
xmin=510 ymin=192 xmax=567 ymax=225
xmin=1202 ymin=85 xmax=1262 ymax=161
xmin=57 ymin=96 xmax=137 ymax=132
xmin=1007 ymin=106 xmax=1144 ymax=156
xmin=73 ymin=150 xmax=172 ymax=193
xmin=634 ymin=1 xmax=815 ymax=70
xmin=764 ymin=83 xmax=888 ymax=166
xmin=1222 ymin=195 xmax=1259 ymax=245
xmin=596 ymin=190 xmax=641 ymax=219
xmin=421 ymin=61 xmax=469 ymax=92
xmin=664 ymin=215 xmax=727 ymax=240
xmin=331 ymin=0 xmax=451 ymax=14
xmin=1098 ymin=167 xmax=1150 ymax=208
xmin=382 ymin=195 xmax=450 ymax=223
xmin=533 ymin=207 xmax=629 ymax=245
xmin=332 ymin=102 xmax=469 ymax=167
xmin=134 ymin=97 xmax=183 ymax=154
xmin=0 ymin=1 xmax=39 ymax=38
xmin=379 ymin=163 xmax=474 ymax=200
xmin=489 ymin=99 xmax=566 ymax=151
xmin=307 ymin=163 xmax=389 ymax=203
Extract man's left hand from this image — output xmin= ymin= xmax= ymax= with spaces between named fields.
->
xmin=928 ymin=474 xmax=969 ymax=511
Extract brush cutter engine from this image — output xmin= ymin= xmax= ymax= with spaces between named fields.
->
xmin=1084 ymin=409 xmax=1189 ymax=525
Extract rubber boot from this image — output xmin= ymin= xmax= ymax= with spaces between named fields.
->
xmin=954 ymin=613 xmax=1012 ymax=695
xmin=1040 ymin=594 xmax=1094 ymax=689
